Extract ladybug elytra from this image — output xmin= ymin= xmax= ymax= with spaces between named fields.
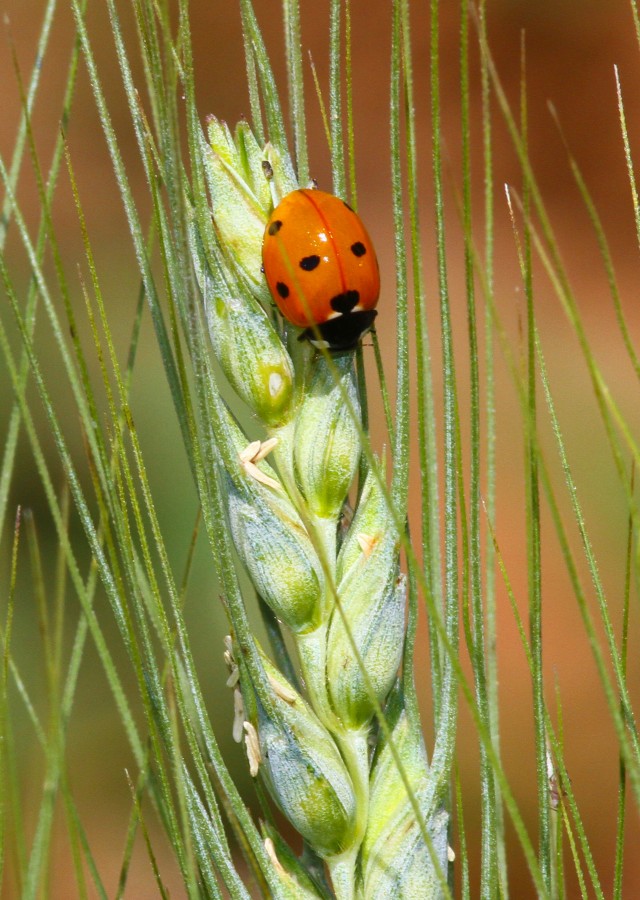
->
xmin=262 ymin=189 xmax=380 ymax=351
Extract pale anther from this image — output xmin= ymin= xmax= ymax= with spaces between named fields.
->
xmin=244 ymin=460 xmax=282 ymax=491
xmin=268 ymin=673 xmax=298 ymax=704
xmin=357 ymin=532 xmax=376 ymax=558
xmin=253 ymin=436 xmax=279 ymax=462
xmin=243 ymin=721 xmax=261 ymax=776
xmin=239 ymin=439 xmax=282 ymax=491
xmin=239 ymin=440 xmax=262 ymax=463
xmin=232 ymin=688 xmax=244 ymax=743
xmin=264 ymin=837 xmax=286 ymax=875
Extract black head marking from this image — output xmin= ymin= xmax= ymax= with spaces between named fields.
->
xmin=268 ymin=220 xmax=283 ymax=236
xmin=350 ymin=241 xmax=366 ymax=257
xmin=299 ymin=309 xmax=378 ymax=351
xmin=300 ymin=254 xmax=321 ymax=271
xmin=276 ymin=281 xmax=290 ymax=299
xmin=330 ymin=290 xmax=360 ymax=314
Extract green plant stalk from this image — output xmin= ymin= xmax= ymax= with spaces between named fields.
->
xmin=296 ymin=625 xmax=335 ymax=727
xmin=285 ymin=450 xmax=373 ymax=891
xmin=325 ymin=731 xmax=369 ymax=899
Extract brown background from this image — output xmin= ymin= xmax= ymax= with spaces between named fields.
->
xmin=1 ymin=0 xmax=639 ymax=896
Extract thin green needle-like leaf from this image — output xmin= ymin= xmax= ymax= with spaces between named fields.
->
xmin=481 ymin=33 xmax=640 ymax=734
xmin=329 ymin=0 xmax=346 ymax=197
xmin=0 ymin=0 xmax=57 ymax=249
xmin=0 ymin=276 xmax=146 ymax=763
xmin=614 ymin=469 xmax=632 ymax=899
xmin=239 ymin=0 xmax=289 ymax=156
xmin=69 ymin=0 xmax=191 ymax=468
xmin=486 ymin=488 xmax=605 ymax=898
xmin=400 ymin=0 xmax=442 ymax=707
xmin=455 ymin=772 xmax=471 ymax=900
xmin=124 ymin=772 xmax=172 ymax=900
xmin=428 ymin=0 xmax=459 ymax=810
xmin=59 ymin=779 xmax=108 ymax=900
xmin=516 ymin=51 xmax=551 ymax=888
xmin=518 ymin=207 xmax=640 ymax=779
xmin=0 ymin=0 xmax=88 ymax=544
xmin=460 ymin=3 xmax=498 ymax=894
xmin=344 ymin=0 xmax=357 ymax=207
xmin=283 ymin=0 xmax=308 ymax=185
xmin=477 ymin=0 xmax=504 ymax=886
xmin=549 ymin=95 xmax=640 ymax=382
xmin=389 ymin=0 xmax=409 ymax=520
xmin=0 ymin=509 xmax=21 ymax=888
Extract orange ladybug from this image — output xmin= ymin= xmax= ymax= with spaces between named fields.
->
xmin=262 ymin=189 xmax=380 ymax=351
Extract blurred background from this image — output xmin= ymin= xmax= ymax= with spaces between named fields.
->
xmin=1 ymin=0 xmax=639 ymax=895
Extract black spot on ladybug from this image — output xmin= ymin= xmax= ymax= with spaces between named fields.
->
xmin=299 ymin=254 xmax=321 ymax=271
xmin=351 ymin=242 xmax=366 ymax=257
xmin=276 ymin=281 xmax=290 ymax=299
xmin=268 ymin=220 xmax=283 ymax=236
xmin=330 ymin=290 xmax=360 ymax=313
xmin=342 ymin=200 xmax=354 ymax=213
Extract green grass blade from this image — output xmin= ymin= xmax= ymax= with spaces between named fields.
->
xmin=0 ymin=0 xmax=88 ymax=543
xmin=0 ymin=509 xmax=21 ymax=889
xmin=460 ymin=3 xmax=498 ymax=894
xmin=329 ymin=0 xmax=346 ymax=196
xmin=0 ymin=0 xmax=58 ymax=249
xmin=283 ymin=0 xmax=308 ymax=185
xmin=517 ymin=55 xmax=552 ymax=888
xmin=613 ymin=469 xmax=633 ymax=899
xmin=428 ymin=0 xmax=459 ymax=802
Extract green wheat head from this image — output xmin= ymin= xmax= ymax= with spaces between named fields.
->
xmin=190 ymin=111 xmax=450 ymax=896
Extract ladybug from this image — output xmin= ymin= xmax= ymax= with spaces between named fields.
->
xmin=262 ymin=189 xmax=380 ymax=351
